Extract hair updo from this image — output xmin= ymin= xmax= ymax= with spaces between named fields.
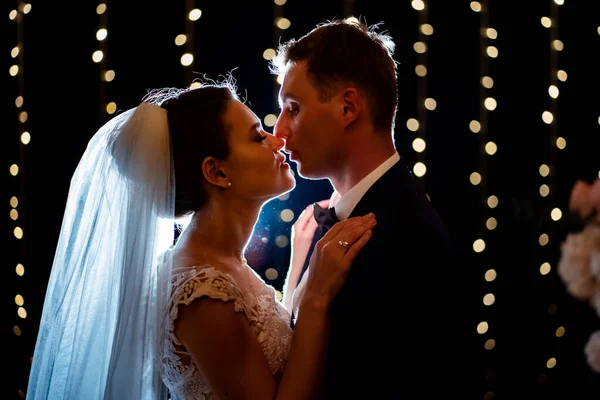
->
xmin=143 ymin=82 xmax=238 ymax=219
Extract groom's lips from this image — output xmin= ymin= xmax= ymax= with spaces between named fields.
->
xmin=287 ymin=150 xmax=299 ymax=161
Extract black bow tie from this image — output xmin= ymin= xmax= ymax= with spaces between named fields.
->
xmin=313 ymin=203 xmax=339 ymax=232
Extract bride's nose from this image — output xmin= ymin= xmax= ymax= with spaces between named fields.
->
xmin=268 ymin=134 xmax=285 ymax=152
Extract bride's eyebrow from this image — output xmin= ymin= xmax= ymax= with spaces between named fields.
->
xmin=248 ymin=122 xmax=263 ymax=136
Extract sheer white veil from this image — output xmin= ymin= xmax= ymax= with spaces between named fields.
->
xmin=26 ymin=102 xmax=174 ymax=399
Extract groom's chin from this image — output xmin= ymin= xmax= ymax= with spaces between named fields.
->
xmin=295 ymin=167 xmax=327 ymax=181
xmin=291 ymin=162 xmax=313 ymax=179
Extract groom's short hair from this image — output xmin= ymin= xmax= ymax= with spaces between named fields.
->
xmin=270 ymin=18 xmax=399 ymax=132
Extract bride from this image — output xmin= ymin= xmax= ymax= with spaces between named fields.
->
xmin=26 ymin=81 xmax=376 ymax=400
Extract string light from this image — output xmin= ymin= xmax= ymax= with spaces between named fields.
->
xmin=343 ymin=0 xmax=355 ymax=20
xmin=263 ymin=0 xmax=294 ymax=299
xmin=96 ymin=3 xmax=114 ymax=121
xmin=410 ymin=0 xmax=431 ymax=180
xmin=472 ymin=1 xmax=498 ymax=394
xmin=271 ymin=0 xmax=290 ymax=90
xmin=262 ymin=0 xmax=284 ymax=130
xmin=539 ymin=0 xmax=564 ymax=380
xmin=11 ymin=3 xmax=30 ymax=398
xmin=268 ymin=0 xmax=289 ymax=154
xmin=182 ymin=1 xmax=200 ymax=86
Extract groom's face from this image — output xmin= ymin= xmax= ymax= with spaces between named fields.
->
xmin=274 ymin=61 xmax=346 ymax=180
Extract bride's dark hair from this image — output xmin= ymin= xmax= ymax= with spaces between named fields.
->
xmin=144 ymin=79 xmax=239 ymax=219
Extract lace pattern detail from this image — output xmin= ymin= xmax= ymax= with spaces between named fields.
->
xmin=161 ymin=266 xmax=292 ymax=400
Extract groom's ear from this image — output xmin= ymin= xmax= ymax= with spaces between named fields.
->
xmin=341 ymin=87 xmax=361 ymax=128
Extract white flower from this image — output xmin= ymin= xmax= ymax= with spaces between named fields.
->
xmin=558 ymin=225 xmax=600 ymax=300
xmin=585 ymin=330 xmax=600 ymax=374
xmin=590 ymin=251 xmax=600 ymax=281
xmin=591 ymin=290 xmax=600 ymax=318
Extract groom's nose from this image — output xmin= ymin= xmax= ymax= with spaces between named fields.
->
xmin=273 ymin=113 xmax=289 ymax=142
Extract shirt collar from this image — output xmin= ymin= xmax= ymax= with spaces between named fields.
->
xmin=330 ymin=152 xmax=400 ymax=221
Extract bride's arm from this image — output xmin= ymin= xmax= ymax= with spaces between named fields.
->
xmin=175 ymin=292 xmax=331 ymax=400
xmin=175 ymin=298 xmax=279 ymax=399
xmin=176 ymin=215 xmax=375 ymax=400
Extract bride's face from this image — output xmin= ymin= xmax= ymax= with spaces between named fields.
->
xmin=221 ymin=100 xmax=295 ymax=200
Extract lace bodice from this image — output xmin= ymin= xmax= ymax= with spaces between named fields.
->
xmin=161 ymin=266 xmax=293 ymax=400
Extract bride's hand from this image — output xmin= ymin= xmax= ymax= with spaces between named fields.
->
xmin=302 ymin=213 xmax=376 ymax=309
xmin=290 ymin=200 xmax=330 ymax=265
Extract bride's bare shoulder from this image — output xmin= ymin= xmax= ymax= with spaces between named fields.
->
xmin=171 ymin=246 xmax=242 ymax=281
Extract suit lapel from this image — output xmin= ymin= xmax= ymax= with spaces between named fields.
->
xmin=348 ymin=159 xmax=420 ymax=219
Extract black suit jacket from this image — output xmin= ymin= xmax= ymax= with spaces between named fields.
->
xmin=309 ymin=160 xmax=479 ymax=399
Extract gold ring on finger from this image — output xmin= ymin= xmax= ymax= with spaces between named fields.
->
xmin=338 ymin=240 xmax=349 ymax=248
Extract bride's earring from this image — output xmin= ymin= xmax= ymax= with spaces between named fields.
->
xmin=227 ymin=181 xmax=232 ymax=188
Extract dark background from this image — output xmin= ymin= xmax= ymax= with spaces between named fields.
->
xmin=4 ymin=0 xmax=600 ymax=398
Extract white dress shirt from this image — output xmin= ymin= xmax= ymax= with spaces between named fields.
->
xmin=291 ymin=152 xmax=400 ymax=321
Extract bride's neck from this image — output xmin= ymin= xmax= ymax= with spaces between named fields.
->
xmin=176 ymin=199 xmax=261 ymax=263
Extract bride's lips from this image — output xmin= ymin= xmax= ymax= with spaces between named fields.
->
xmin=277 ymin=155 xmax=290 ymax=169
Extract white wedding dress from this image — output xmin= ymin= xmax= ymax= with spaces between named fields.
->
xmin=161 ymin=265 xmax=293 ymax=400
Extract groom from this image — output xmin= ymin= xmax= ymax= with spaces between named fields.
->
xmin=272 ymin=19 xmax=477 ymax=398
